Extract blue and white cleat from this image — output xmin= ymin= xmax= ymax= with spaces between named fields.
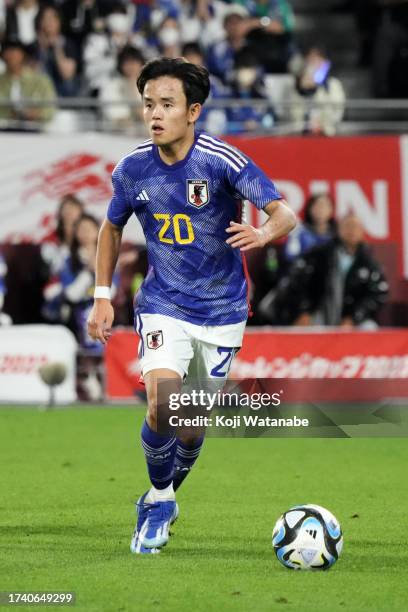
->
xmin=130 ymin=530 xmax=160 ymax=555
xmin=130 ymin=493 xmax=179 ymax=554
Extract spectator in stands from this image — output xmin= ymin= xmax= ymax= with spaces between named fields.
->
xmin=58 ymin=0 xmax=109 ymax=62
xmin=268 ymin=214 xmax=389 ymax=327
xmin=35 ymin=5 xmax=79 ymax=97
xmin=182 ymin=41 xmax=229 ymax=134
xmin=155 ymin=15 xmax=182 ymax=58
xmin=206 ymin=4 xmax=249 ymax=83
xmin=41 ymin=193 xmax=84 ymax=322
xmin=0 ymin=37 xmax=56 ymax=126
xmin=226 ymin=48 xmax=274 ymax=133
xmin=178 ymin=0 xmax=224 ymax=48
xmin=283 ymin=193 xmax=337 ymax=262
xmin=287 ymin=47 xmax=345 ymax=136
xmin=242 ymin=0 xmax=295 ymax=33
xmin=42 ymin=193 xmax=84 ymax=274
xmin=4 ymin=0 xmax=41 ymax=48
xmin=99 ymin=45 xmax=145 ymax=131
xmin=60 ymin=213 xmax=100 ymax=343
xmin=83 ymin=3 xmax=133 ymax=96
xmin=242 ymin=0 xmax=296 ymax=73
xmin=59 ymin=213 xmax=118 ymax=400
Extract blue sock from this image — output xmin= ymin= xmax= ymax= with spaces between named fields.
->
xmin=141 ymin=419 xmax=177 ymax=490
xmin=173 ymin=436 xmax=204 ymax=491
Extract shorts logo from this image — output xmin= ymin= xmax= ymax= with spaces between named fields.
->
xmin=147 ymin=330 xmax=163 ymax=350
xmin=187 ymin=179 xmax=209 ymax=208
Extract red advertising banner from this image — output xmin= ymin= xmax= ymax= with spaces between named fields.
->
xmin=105 ymin=328 xmax=408 ymax=400
xmin=228 ymin=135 xmax=408 ymax=278
xmin=2 ymin=134 xmax=408 ymax=276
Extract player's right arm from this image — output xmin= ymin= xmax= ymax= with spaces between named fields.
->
xmin=87 ymin=219 xmax=123 ymax=344
xmin=88 ymin=155 xmax=134 ymax=344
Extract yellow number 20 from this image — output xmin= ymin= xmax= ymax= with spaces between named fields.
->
xmin=154 ymin=213 xmax=195 ymax=245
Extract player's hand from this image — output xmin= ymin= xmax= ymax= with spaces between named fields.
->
xmin=225 ymin=221 xmax=267 ymax=252
xmin=87 ymin=299 xmax=114 ymax=344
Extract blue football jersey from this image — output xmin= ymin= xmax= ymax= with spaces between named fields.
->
xmin=107 ymin=131 xmax=281 ymax=325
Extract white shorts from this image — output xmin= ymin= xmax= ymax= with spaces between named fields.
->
xmin=135 ymin=313 xmax=246 ymax=382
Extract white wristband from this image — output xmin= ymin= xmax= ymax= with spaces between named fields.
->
xmin=94 ymin=286 xmax=111 ymax=299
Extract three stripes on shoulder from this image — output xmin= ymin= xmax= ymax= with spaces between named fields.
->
xmin=131 ymin=135 xmax=248 ymax=174
xmin=196 ymin=134 xmax=248 ymax=173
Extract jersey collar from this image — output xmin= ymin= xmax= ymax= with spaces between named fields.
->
xmin=152 ymin=131 xmax=200 ymax=171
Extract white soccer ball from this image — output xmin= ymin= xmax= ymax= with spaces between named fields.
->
xmin=272 ymin=504 xmax=343 ymax=570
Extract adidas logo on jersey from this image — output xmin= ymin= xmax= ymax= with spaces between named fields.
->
xmin=136 ymin=190 xmax=150 ymax=201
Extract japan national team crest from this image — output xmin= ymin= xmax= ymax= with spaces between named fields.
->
xmin=147 ymin=330 xmax=163 ymax=350
xmin=187 ymin=179 xmax=209 ymax=208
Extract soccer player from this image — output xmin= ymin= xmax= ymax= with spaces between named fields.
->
xmin=87 ymin=58 xmax=296 ymax=554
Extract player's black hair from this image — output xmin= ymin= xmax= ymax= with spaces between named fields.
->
xmin=136 ymin=57 xmax=210 ymax=106
xmin=304 ymin=193 xmax=337 ymax=233
xmin=56 ymin=194 xmax=84 ymax=244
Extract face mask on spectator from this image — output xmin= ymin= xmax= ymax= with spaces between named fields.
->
xmin=158 ymin=27 xmax=180 ymax=47
xmin=106 ymin=14 xmax=129 ymax=34
xmin=236 ymin=68 xmax=257 ymax=89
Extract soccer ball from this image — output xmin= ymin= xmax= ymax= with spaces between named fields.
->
xmin=272 ymin=504 xmax=343 ymax=570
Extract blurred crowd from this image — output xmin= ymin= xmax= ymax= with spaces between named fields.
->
xmin=0 ymin=193 xmax=390 ymax=335
xmin=0 ymin=0 xmax=348 ymax=135
xmin=0 ymin=189 xmax=390 ymax=398
xmin=250 ymin=193 xmax=389 ymax=328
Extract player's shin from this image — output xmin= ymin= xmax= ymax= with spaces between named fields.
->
xmin=141 ymin=419 xmax=177 ymax=501
xmin=172 ymin=435 xmax=204 ymax=491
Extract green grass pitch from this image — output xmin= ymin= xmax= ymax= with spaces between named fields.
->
xmin=1 ymin=406 xmax=408 ymax=611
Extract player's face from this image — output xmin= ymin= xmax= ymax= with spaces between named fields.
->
xmin=142 ymin=76 xmax=200 ymax=146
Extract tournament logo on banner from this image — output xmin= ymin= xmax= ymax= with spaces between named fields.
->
xmin=105 ymin=329 xmax=408 ymax=400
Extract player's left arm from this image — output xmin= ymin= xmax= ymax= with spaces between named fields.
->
xmin=225 ymin=199 xmax=297 ymax=252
